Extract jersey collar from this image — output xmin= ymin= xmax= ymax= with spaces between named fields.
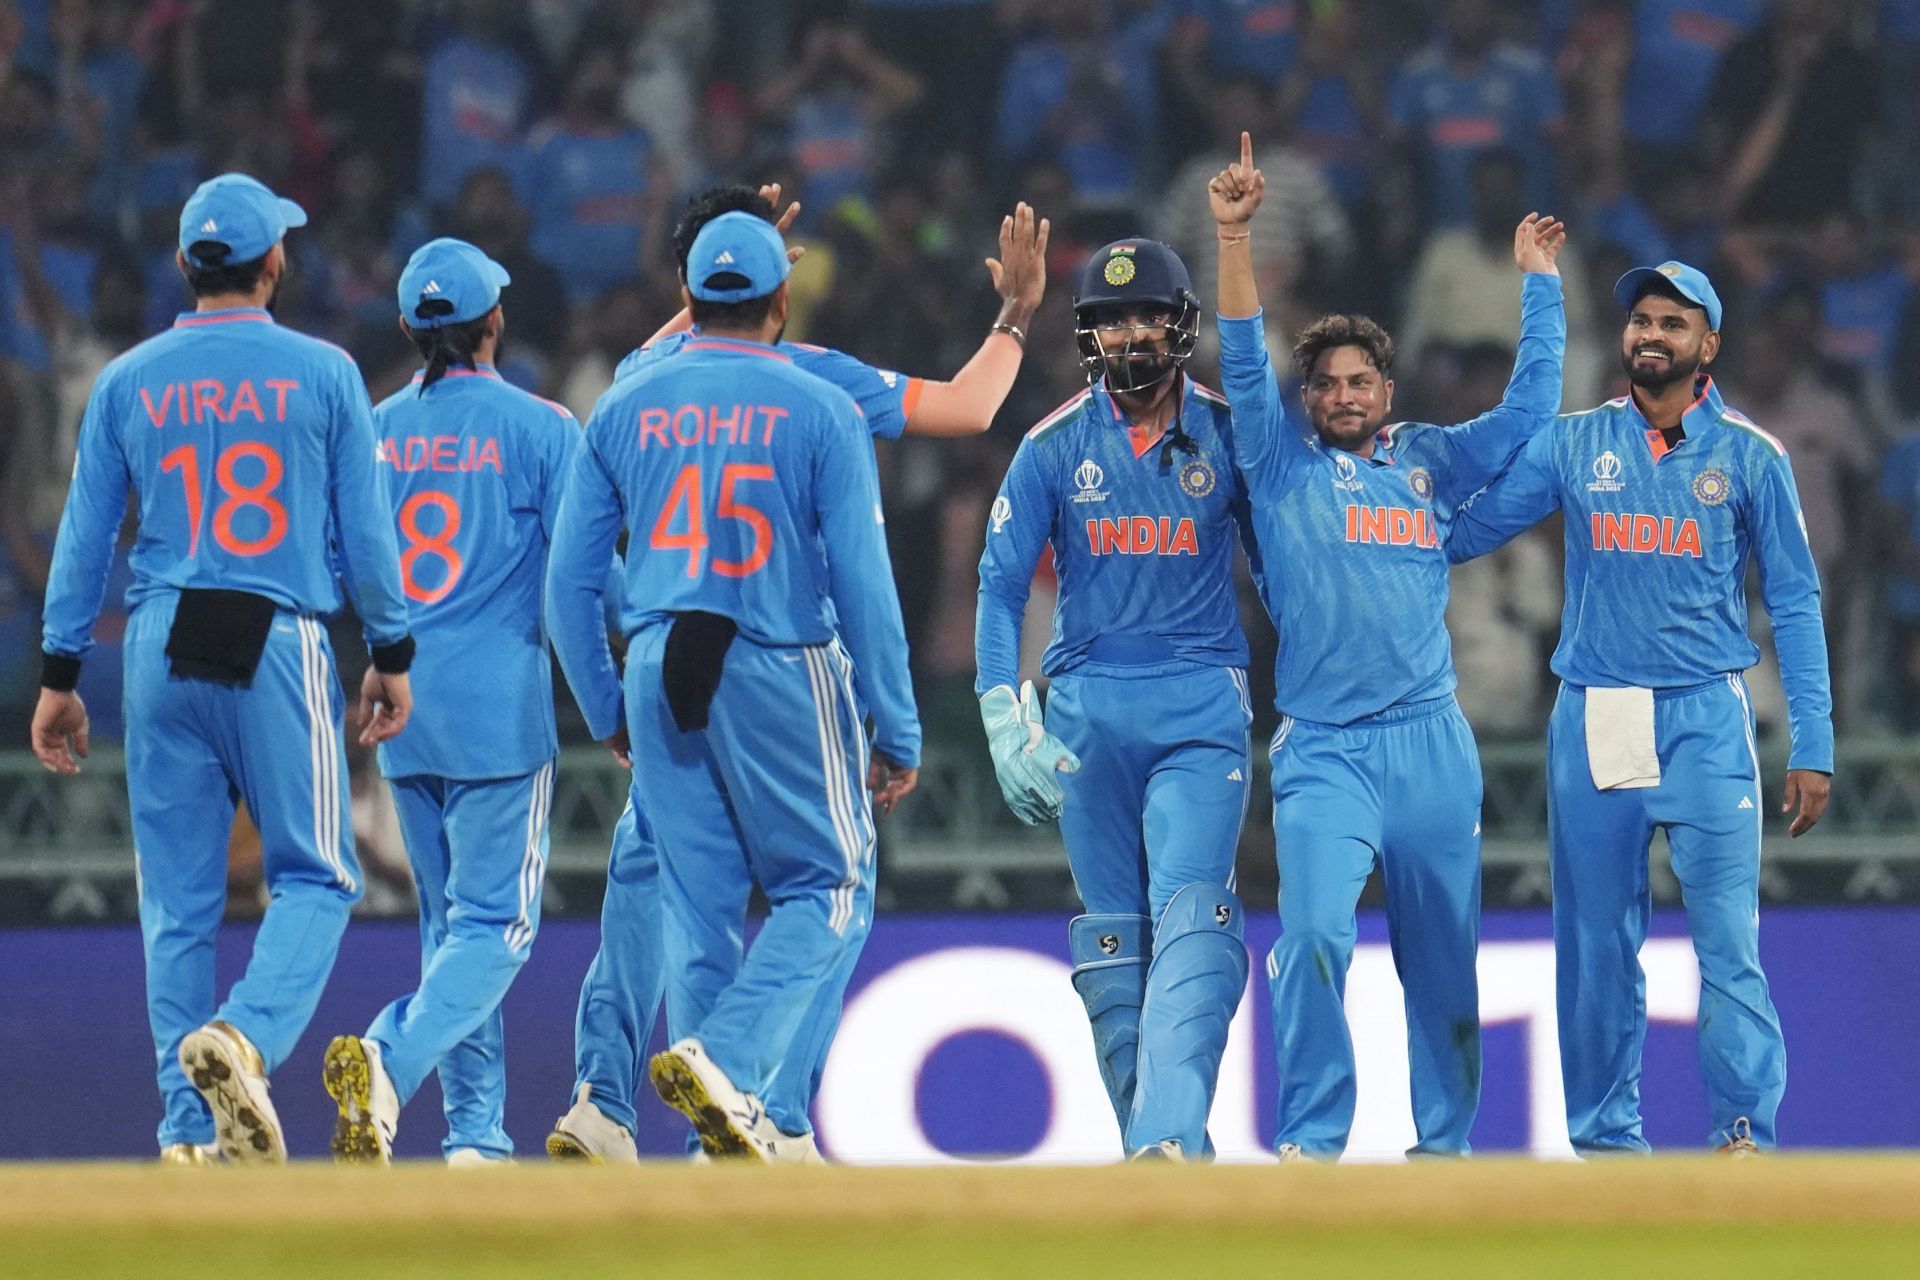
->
xmin=172 ymin=306 xmax=273 ymax=328
xmin=409 ymin=362 xmax=501 ymax=385
xmin=682 ymin=334 xmax=793 ymax=362
xmin=1091 ymin=373 xmax=1196 ymax=459
xmin=1626 ymin=374 xmax=1724 ymax=462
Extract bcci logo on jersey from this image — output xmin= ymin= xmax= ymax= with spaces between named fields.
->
xmin=1692 ymin=468 xmax=1731 ymax=505
xmin=1177 ymin=457 xmax=1216 ymax=498
xmin=1588 ymin=451 xmax=1625 ymax=493
xmin=1071 ymin=459 xmax=1108 ymax=504
xmin=1407 ymin=466 xmax=1433 ymax=501
xmin=1331 ymin=452 xmax=1364 ymax=492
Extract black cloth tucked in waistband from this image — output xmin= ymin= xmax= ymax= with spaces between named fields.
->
xmin=662 ymin=610 xmax=738 ymax=732
xmin=165 ymin=588 xmax=278 ymax=686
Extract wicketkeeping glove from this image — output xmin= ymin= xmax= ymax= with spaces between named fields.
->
xmin=979 ymin=681 xmax=1081 ymax=825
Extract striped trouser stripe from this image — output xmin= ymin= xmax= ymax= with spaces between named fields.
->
xmin=296 ymin=617 xmax=354 ymax=892
xmin=504 ymin=761 xmax=554 ymax=951
xmin=802 ymin=645 xmax=871 ymax=936
xmin=1725 ymin=675 xmax=1764 ymax=867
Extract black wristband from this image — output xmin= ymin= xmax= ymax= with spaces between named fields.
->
xmin=41 ymin=652 xmax=82 ymax=692
xmin=369 ymin=636 xmax=416 ymax=675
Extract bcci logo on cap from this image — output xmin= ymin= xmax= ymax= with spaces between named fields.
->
xmin=1588 ymin=450 xmax=1625 ymax=493
xmin=1332 ymin=451 xmax=1364 ymax=492
xmin=1104 ymin=245 xmax=1137 ymax=287
xmin=1071 ymin=459 xmax=1108 ymax=504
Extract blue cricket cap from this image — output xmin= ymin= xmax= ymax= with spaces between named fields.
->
xmin=1614 ymin=260 xmax=1722 ymax=331
xmin=178 ymin=174 xmax=307 ymax=268
xmin=398 ymin=238 xmax=512 ymax=327
xmin=686 ymin=211 xmax=790 ymax=302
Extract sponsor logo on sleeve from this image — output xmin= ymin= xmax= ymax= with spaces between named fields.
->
xmin=990 ymin=495 xmax=1012 ymax=533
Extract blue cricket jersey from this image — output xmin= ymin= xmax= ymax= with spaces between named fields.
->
xmin=525 ymin=120 xmax=656 ymax=306
xmin=370 ymin=365 xmax=579 ymax=781
xmin=974 ymin=375 xmax=1256 ymax=693
xmin=615 ymin=329 xmax=920 ymax=441
xmin=1220 ymin=272 xmax=1565 ymax=725
xmin=43 ymin=306 xmax=409 ymax=662
xmin=1448 ymin=376 xmax=1834 ymax=772
xmin=546 ymin=335 xmax=920 ymax=767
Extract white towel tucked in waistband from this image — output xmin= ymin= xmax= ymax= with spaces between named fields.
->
xmin=1584 ymin=685 xmax=1661 ymax=791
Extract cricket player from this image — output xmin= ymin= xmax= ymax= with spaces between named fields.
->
xmin=1210 ymin=133 xmax=1566 ymax=1158
xmin=32 ymin=174 xmax=413 ymax=1165
xmin=975 ymin=237 xmax=1256 ymax=1160
xmin=321 ymin=239 xmax=579 ymax=1165
xmin=545 ymin=211 xmax=919 ymax=1160
xmin=1447 ymin=262 xmax=1832 ymax=1154
xmin=547 ymin=184 xmax=1047 ymax=1162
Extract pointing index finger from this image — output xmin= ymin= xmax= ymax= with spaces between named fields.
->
xmin=1240 ymin=130 xmax=1253 ymax=171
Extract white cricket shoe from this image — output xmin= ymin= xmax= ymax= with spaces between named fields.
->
xmin=323 ymin=1034 xmax=398 ymax=1165
xmin=178 ymin=1020 xmax=286 ymax=1164
xmin=1275 ymin=1143 xmax=1306 ymax=1163
xmin=446 ymin=1148 xmax=513 ymax=1168
xmin=546 ymin=1084 xmax=639 ymax=1164
xmin=648 ymin=1038 xmax=772 ymax=1162
xmin=757 ymin=1117 xmax=827 ymax=1165
xmin=1128 ymin=1140 xmax=1187 ymax=1163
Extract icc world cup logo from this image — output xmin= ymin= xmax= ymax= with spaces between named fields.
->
xmin=1076 ymin=460 xmax=1105 ymax=492
xmin=1589 ymin=450 xmax=1625 ymax=493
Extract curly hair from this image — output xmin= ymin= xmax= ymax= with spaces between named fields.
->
xmin=1292 ymin=314 xmax=1396 ymax=379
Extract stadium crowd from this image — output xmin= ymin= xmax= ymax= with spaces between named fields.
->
xmin=2 ymin=0 xmax=1919 ymax=765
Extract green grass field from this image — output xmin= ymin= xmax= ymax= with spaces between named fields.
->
xmin=8 ymin=1158 xmax=1920 ymax=1278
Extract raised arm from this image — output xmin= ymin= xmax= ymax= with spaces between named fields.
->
xmin=1445 ymin=426 xmax=1563 ymax=564
xmin=1748 ymin=447 xmax=1834 ymax=834
xmin=1210 ymin=131 xmax=1305 ymax=488
xmin=1407 ymin=215 xmax=1568 ymax=506
xmin=902 ymin=202 xmax=1049 ymax=437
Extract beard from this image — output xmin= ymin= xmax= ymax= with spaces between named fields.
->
xmin=1620 ymin=342 xmax=1703 ymax=391
xmin=1314 ymin=408 xmax=1380 ymax=451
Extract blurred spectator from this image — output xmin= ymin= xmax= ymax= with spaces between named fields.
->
xmin=1880 ymin=428 xmax=1920 ymax=728
xmin=318 ymin=150 xmax=431 ymax=371
xmin=996 ymin=2 xmax=1161 ymax=210
xmin=1880 ymin=0 xmax=1920 ymax=218
xmin=1703 ymin=0 xmax=1878 ymax=230
xmin=1387 ymin=0 xmax=1562 ymax=229
xmin=1587 ymin=160 xmax=1722 ymax=274
xmin=443 ymin=165 xmax=571 ymax=368
xmin=1276 ymin=4 xmax=1388 ymax=217
xmin=1166 ymin=0 xmax=1300 ymax=93
xmin=1156 ymin=77 xmax=1350 ymax=313
xmin=51 ymin=249 xmax=141 ymax=470
xmin=525 ymin=41 xmax=670 ymax=305
xmin=758 ymin=20 xmax=922 ymax=231
xmin=1619 ymin=0 xmax=1761 ymax=176
xmin=612 ymin=0 xmax=715 ymax=180
xmin=1809 ymin=211 xmax=1917 ymax=392
xmin=418 ymin=0 xmax=541 ymax=208
xmin=1398 ymin=149 xmax=1599 ymax=408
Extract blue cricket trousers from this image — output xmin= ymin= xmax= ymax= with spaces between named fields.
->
xmin=123 ymin=595 xmax=361 ymax=1149
xmin=1266 ymin=694 xmax=1484 ymax=1157
xmin=1549 ymin=676 xmax=1785 ymax=1152
xmin=1049 ymin=664 xmax=1253 ymax=918
xmin=627 ymin=629 xmax=875 ymax=1108
xmin=366 ymin=762 xmax=553 ymax=1158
